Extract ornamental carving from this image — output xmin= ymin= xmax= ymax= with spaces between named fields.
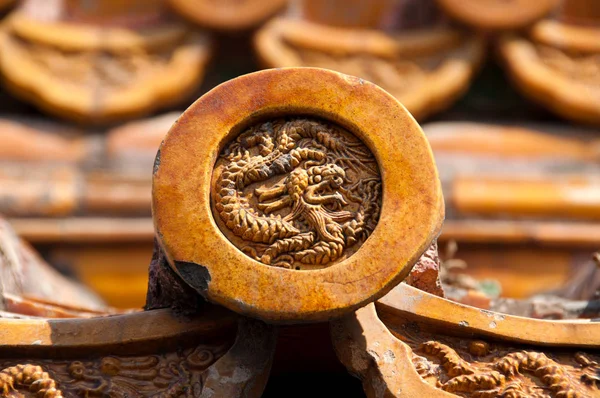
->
xmin=212 ymin=117 xmax=382 ymax=270
xmin=0 ymin=342 xmax=229 ymax=397
xmin=394 ymin=322 xmax=600 ymax=397
xmin=0 ymin=364 xmax=62 ymax=397
xmin=9 ymin=36 xmax=177 ymax=91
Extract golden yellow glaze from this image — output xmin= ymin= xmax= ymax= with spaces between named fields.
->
xmin=334 ymin=289 xmax=600 ymax=397
xmin=378 ymin=284 xmax=600 ymax=347
xmin=300 ymin=0 xmax=395 ymax=29
xmin=168 ymin=0 xmax=287 ymax=31
xmin=500 ymin=35 xmax=600 ymax=126
xmin=424 ymin=122 xmax=600 ymax=160
xmin=153 ymin=68 xmax=444 ymax=323
xmin=0 ymin=13 xmax=211 ymax=125
xmin=254 ymin=18 xmax=484 ymax=121
xmin=437 ymin=0 xmax=558 ymax=30
xmin=532 ymin=20 xmax=600 ymax=54
xmin=453 ymin=176 xmax=600 ymax=220
xmin=0 ymin=307 xmax=235 ymax=348
xmin=8 ymin=12 xmax=187 ymax=51
xmin=332 ymin=303 xmax=450 ymax=398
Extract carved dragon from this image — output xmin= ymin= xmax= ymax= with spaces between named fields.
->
xmin=0 ymin=342 xmax=229 ymax=397
xmin=414 ymin=341 xmax=597 ymax=397
xmin=0 ymin=364 xmax=62 ymax=397
xmin=214 ymin=118 xmax=381 ymax=269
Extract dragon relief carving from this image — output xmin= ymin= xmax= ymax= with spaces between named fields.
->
xmin=13 ymin=35 xmax=175 ymax=90
xmin=393 ymin=322 xmax=600 ymax=397
xmin=213 ymin=118 xmax=382 ymax=270
xmin=0 ymin=342 xmax=229 ymax=397
xmin=0 ymin=364 xmax=62 ymax=397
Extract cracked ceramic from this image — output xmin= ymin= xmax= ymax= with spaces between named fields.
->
xmin=152 ymin=67 xmax=444 ymax=323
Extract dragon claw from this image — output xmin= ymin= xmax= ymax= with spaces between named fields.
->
xmin=335 ymin=192 xmax=348 ymax=206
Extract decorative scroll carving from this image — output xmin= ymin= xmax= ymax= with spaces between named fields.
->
xmin=10 ymin=36 xmax=177 ymax=91
xmin=395 ymin=322 xmax=600 ymax=397
xmin=537 ymin=45 xmax=600 ymax=87
xmin=332 ymin=296 xmax=600 ymax=398
xmin=0 ymin=342 xmax=229 ymax=397
xmin=213 ymin=118 xmax=382 ymax=270
xmin=0 ymin=14 xmax=211 ymax=123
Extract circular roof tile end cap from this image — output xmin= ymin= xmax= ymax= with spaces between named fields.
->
xmin=152 ymin=67 xmax=444 ymax=323
xmin=0 ymin=6 xmax=211 ymax=125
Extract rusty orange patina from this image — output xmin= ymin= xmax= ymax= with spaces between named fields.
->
xmin=152 ymin=68 xmax=444 ymax=323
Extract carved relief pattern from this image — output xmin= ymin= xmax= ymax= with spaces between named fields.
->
xmin=213 ymin=118 xmax=382 ymax=270
xmin=9 ymin=35 xmax=176 ymax=90
xmin=537 ymin=45 xmax=600 ymax=87
xmin=388 ymin=321 xmax=600 ymax=397
xmin=0 ymin=364 xmax=62 ymax=397
xmin=0 ymin=342 xmax=229 ymax=397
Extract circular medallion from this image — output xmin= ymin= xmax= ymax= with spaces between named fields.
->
xmin=212 ymin=117 xmax=382 ymax=271
xmin=153 ymin=68 xmax=443 ymax=323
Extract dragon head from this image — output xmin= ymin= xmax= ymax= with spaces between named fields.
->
xmin=309 ymin=164 xmax=346 ymax=189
